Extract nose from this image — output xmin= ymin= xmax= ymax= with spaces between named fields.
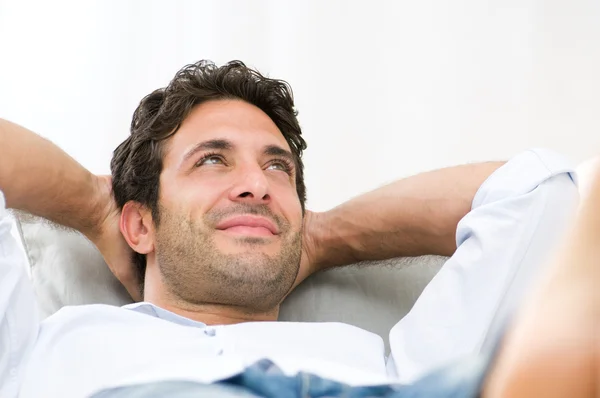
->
xmin=228 ymin=164 xmax=271 ymax=205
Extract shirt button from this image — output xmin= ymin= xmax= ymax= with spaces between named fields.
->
xmin=204 ymin=328 xmax=216 ymax=336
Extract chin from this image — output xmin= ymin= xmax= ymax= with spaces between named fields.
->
xmin=216 ymin=236 xmax=282 ymax=253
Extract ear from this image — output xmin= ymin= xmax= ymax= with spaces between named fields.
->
xmin=120 ymin=201 xmax=155 ymax=255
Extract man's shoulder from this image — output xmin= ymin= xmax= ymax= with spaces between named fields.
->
xmin=41 ymin=303 xmax=148 ymax=328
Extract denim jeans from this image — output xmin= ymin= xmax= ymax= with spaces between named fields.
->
xmin=92 ymin=351 xmax=492 ymax=398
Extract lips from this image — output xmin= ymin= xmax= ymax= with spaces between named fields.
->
xmin=215 ymin=215 xmax=279 ymax=235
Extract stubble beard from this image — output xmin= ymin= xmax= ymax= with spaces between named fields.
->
xmin=155 ymin=204 xmax=302 ymax=313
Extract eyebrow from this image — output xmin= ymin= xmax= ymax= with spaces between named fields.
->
xmin=180 ymin=139 xmax=295 ymax=170
xmin=263 ymin=145 xmax=295 ymax=165
xmin=181 ymin=139 xmax=233 ymax=165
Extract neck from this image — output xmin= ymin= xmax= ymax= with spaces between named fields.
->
xmin=142 ymin=274 xmax=279 ymax=325
xmin=142 ymin=257 xmax=281 ymax=324
xmin=148 ymin=295 xmax=280 ymax=325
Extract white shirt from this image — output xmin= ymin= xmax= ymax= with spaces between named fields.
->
xmin=0 ymin=149 xmax=578 ymax=398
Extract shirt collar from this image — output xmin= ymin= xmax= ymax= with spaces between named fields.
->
xmin=123 ymin=301 xmax=207 ymax=328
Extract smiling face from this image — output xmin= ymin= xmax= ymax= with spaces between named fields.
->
xmin=148 ymin=99 xmax=303 ymax=311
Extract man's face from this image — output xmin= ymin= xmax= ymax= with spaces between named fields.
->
xmin=154 ymin=99 xmax=303 ymax=312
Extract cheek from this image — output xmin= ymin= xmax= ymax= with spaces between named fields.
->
xmin=167 ymin=176 xmax=229 ymax=215
xmin=272 ymin=183 xmax=303 ymax=227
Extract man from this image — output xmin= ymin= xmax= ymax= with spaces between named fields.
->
xmin=0 ymin=60 xmax=596 ymax=397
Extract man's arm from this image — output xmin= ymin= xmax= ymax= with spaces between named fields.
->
xmin=482 ymin=161 xmax=597 ymax=398
xmin=388 ymin=149 xmax=577 ymax=383
xmin=309 ymin=161 xmax=504 ymax=271
xmin=0 ymin=118 xmax=92 ymax=397
xmin=0 ymin=119 xmax=106 ymax=236
xmin=0 ymin=119 xmax=139 ymax=299
xmin=292 ymin=161 xmax=503 ymax=292
xmin=0 ymin=119 xmax=105 ymax=236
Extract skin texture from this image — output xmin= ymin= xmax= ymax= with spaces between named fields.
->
xmin=119 ymin=100 xmax=304 ymax=323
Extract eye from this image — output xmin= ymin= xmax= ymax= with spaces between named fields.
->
xmin=195 ymin=153 xmax=225 ymax=167
xmin=267 ymin=162 xmax=286 ymax=171
xmin=266 ymin=159 xmax=293 ymax=174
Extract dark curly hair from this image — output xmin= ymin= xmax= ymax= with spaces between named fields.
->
xmin=110 ymin=60 xmax=307 ymax=290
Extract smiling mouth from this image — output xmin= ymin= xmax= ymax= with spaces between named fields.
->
xmin=217 ymin=225 xmax=275 ymax=237
xmin=215 ymin=215 xmax=280 ymax=237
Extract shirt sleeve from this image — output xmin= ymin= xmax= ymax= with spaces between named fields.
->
xmin=387 ymin=148 xmax=579 ymax=384
xmin=0 ymin=191 xmax=40 ymax=398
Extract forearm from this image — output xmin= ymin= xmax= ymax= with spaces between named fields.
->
xmin=314 ymin=161 xmax=504 ymax=269
xmin=0 ymin=119 xmax=103 ymax=236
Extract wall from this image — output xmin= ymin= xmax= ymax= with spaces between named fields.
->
xmin=1 ymin=0 xmax=598 ymax=211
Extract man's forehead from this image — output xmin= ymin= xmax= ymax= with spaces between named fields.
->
xmin=163 ymin=100 xmax=291 ymax=166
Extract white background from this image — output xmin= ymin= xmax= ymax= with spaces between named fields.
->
xmin=0 ymin=0 xmax=598 ymax=211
